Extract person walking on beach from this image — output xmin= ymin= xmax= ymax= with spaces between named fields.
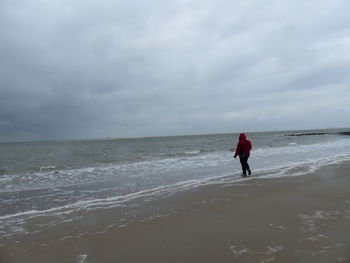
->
xmin=234 ymin=133 xmax=252 ymax=177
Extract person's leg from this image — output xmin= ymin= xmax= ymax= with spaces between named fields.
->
xmin=239 ymin=155 xmax=247 ymax=176
xmin=246 ymin=157 xmax=251 ymax=175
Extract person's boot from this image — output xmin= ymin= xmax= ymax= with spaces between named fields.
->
xmin=248 ymin=169 xmax=251 ymax=176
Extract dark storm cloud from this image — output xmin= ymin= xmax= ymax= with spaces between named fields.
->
xmin=1 ymin=0 xmax=350 ymax=141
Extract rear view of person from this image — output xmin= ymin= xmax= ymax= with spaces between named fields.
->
xmin=234 ymin=133 xmax=252 ymax=177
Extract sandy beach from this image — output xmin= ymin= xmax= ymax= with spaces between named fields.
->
xmin=1 ymin=161 xmax=350 ymax=263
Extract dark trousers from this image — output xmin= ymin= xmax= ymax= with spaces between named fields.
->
xmin=239 ymin=153 xmax=250 ymax=176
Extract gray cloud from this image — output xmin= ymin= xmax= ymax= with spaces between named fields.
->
xmin=1 ymin=0 xmax=350 ymax=142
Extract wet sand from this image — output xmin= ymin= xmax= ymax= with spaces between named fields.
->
xmin=1 ymin=162 xmax=350 ymax=263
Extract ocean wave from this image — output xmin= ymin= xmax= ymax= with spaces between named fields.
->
xmin=2 ymin=155 xmax=350 ymax=238
xmin=95 ymin=160 xmax=117 ymax=164
xmin=253 ymin=138 xmax=350 ymax=157
xmin=39 ymin=166 xmax=60 ymax=171
xmin=0 ymin=165 xmax=65 ymax=176
xmin=0 ymin=151 xmax=229 ymax=193
xmin=159 ymin=149 xmax=206 ymax=158
xmin=2 ymin=136 xmax=350 ymax=193
xmin=3 ymin=156 xmax=350 ymax=216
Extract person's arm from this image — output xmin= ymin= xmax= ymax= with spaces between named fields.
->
xmin=234 ymin=142 xmax=241 ymax=158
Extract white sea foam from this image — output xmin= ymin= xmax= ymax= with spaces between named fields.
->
xmin=77 ymin=254 xmax=88 ymax=263
xmin=265 ymin=244 xmax=283 ymax=255
xmin=228 ymin=245 xmax=249 ymax=256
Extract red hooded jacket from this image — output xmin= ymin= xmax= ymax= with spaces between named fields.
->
xmin=234 ymin=133 xmax=252 ymax=158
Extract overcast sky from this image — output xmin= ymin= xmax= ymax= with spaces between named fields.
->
xmin=1 ymin=0 xmax=349 ymax=142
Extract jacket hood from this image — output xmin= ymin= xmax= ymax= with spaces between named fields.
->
xmin=239 ymin=133 xmax=246 ymax=141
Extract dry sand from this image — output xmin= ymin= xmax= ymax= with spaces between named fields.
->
xmin=1 ymin=162 xmax=350 ymax=263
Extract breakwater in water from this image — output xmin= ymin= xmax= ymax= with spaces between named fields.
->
xmin=285 ymin=131 xmax=350 ymax=136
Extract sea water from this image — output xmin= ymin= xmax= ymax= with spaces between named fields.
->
xmin=1 ymin=128 xmax=350 ymax=238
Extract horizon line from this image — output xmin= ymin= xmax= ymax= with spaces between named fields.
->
xmin=1 ymin=127 xmax=349 ymax=144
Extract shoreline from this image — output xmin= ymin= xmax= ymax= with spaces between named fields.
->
xmin=1 ymin=161 xmax=350 ymax=263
